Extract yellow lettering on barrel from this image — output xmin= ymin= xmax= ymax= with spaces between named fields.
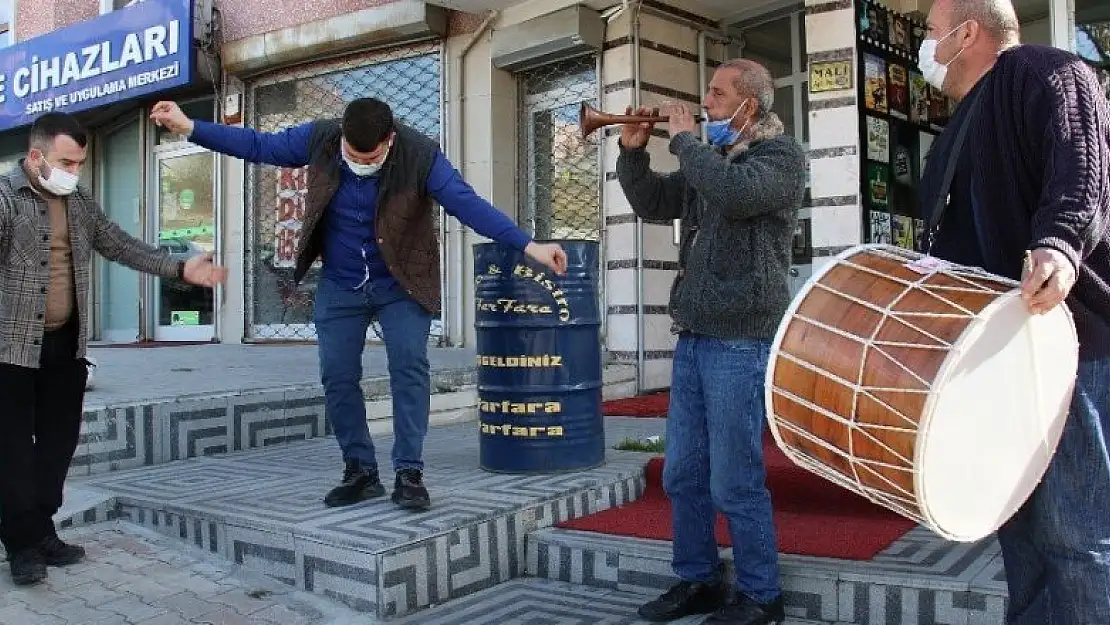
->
xmin=480 ymin=400 xmax=562 ymax=413
xmin=479 ymin=422 xmax=567 ymax=437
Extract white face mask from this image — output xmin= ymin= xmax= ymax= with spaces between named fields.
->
xmin=37 ymin=160 xmax=79 ymax=196
xmin=343 ymin=139 xmax=391 ymax=177
xmin=917 ymin=21 xmax=969 ymax=91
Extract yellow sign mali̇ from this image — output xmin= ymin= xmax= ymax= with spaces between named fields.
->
xmin=809 ymin=60 xmax=853 ymax=94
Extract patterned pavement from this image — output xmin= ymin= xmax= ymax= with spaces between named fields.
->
xmin=76 ymin=418 xmax=664 ymax=620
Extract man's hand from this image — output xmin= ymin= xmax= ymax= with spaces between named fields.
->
xmin=524 ymin=242 xmax=568 ymax=276
xmin=183 ymin=252 xmax=228 ymax=287
xmin=149 ymin=101 xmax=195 ymax=136
xmin=619 ymin=106 xmax=656 ymax=150
xmin=1020 ymin=247 xmax=1076 ymax=314
xmin=664 ymin=102 xmax=698 ymax=137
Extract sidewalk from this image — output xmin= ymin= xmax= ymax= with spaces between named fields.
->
xmin=0 ymin=523 xmax=367 ymax=625
xmin=84 ymin=343 xmax=477 ymax=408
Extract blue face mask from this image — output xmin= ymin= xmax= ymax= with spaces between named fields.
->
xmin=704 ymin=103 xmax=750 ymax=148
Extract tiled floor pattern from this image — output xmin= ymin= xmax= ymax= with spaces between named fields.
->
xmin=76 ymin=418 xmax=664 ymax=620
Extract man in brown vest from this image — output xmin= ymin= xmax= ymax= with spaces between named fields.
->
xmin=150 ymin=99 xmax=566 ymax=512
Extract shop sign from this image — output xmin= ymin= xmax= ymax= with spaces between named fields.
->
xmin=809 ymin=60 xmax=853 ymax=93
xmin=0 ymin=0 xmax=194 ymax=132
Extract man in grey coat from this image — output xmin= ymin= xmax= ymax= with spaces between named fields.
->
xmin=617 ymin=59 xmax=806 ymax=625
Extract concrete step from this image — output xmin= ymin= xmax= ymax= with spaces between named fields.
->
xmin=74 ymin=419 xmax=666 ymax=621
xmin=389 ymin=577 xmax=853 ymax=624
xmin=71 ymin=358 xmax=636 ymax=477
xmin=525 ymin=526 xmax=1009 ymax=625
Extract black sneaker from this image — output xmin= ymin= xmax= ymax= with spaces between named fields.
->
xmin=8 ymin=548 xmax=47 ymax=586
xmin=38 ymin=535 xmax=85 ymax=566
xmin=391 ymin=468 xmax=431 ymax=511
xmin=706 ymin=592 xmax=785 ymax=625
xmin=323 ymin=460 xmax=386 ymax=507
xmin=637 ymin=579 xmax=726 ymax=622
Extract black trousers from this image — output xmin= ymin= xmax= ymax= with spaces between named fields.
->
xmin=0 ymin=316 xmax=87 ymax=554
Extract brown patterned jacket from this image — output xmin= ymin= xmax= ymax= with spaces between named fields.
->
xmin=0 ymin=163 xmax=182 ymax=368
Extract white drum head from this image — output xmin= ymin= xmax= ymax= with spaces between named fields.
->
xmin=918 ymin=292 xmax=1077 ymax=542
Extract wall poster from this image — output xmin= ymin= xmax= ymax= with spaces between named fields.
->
xmin=856 ymin=0 xmax=950 ymax=252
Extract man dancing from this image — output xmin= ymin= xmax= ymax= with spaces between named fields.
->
xmin=150 ymin=98 xmax=566 ymax=512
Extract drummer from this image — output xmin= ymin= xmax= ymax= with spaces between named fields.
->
xmin=917 ymin=0 xmax=1110 ymax=623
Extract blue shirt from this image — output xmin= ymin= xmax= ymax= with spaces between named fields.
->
xmin=188 ymin=120 xmax=532 ymax=291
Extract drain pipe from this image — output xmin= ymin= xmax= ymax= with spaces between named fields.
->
xmin=630 ymin=0 xmax=647 ymax=394
xmin=449 ymin=10 xmax=499 ymax=347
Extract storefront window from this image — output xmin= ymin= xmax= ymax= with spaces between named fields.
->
xmin=517 ymin=56 xmax=600 ymax=241
xmin=245 ymin=46 xmax=442 ymax=340
xmin=0 ymin=128 xmax=28 ymax=172
xmin=0 ymin=0 xmax=11 ymax=48
xmin=1076 ymin=0 xmax=1109 ymax=100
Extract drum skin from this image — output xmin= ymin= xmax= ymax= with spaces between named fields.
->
xmin=765 ymin=244 xmax=1078 ymax=541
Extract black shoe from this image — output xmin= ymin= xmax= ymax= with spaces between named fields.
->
xmin=9 ymin=548 xmax=47 ymax=586
xmin=636 ymin=580 xmax=726 ymax=622
xmin=705 ymin=593 xmax=785 ymax=624
xmin=37 ymin=535 xmax=85 ymax=567
xmin=323 ymin=460 xmax=386 ymax=507
xmin=391 ymin=468 xmax=431 ymax=511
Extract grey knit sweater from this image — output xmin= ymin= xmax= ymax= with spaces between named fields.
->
xmin=615 ymin=129 xmax=806 ymax=340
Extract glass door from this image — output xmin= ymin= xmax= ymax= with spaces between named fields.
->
xmin=148 ymin=144 xmax=217 ymax=341
xmin=96 ymin=116 xmax=144 ymax=342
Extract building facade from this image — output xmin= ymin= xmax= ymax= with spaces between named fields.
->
xmin=0 ymin=0 xmax=1104 ymax=391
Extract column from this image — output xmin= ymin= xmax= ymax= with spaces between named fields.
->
xmin=804 ymin=0 xmax=864 ymax=273
xmin=601 ymin=6 xmax=726 ymax=391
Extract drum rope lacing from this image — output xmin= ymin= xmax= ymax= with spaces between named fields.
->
xmin=770 ymin=247 xmax=1017 ymax=518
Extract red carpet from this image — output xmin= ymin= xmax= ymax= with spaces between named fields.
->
xmin=603 ymin=392 xmax=669 ymax=417
xmin=560 ymin=433 xmax=917 ymax=560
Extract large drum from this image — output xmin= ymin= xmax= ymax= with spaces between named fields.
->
xmin=765 ymin=244 xmax=1078 ymax=542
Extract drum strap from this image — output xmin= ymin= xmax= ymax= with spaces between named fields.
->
xmin=924 ymin=87 xmax=985 ymax=254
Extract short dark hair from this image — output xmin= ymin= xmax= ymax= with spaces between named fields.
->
xmin=342 ymin=98 xmax=393 ymax=152
xmin=29 ymin=112 xmax=89 ymax=152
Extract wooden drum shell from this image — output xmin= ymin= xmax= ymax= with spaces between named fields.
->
xmin=765 ymin=245 xmax=1029 ymax=532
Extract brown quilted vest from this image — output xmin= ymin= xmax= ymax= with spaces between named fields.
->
xmin=293 ymin=120 xmax=442 ymax=314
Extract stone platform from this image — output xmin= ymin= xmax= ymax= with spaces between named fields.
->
xmin=74 ymin=419 xmax=657 ymax=620
xmin=54 ymin=415 xmax=1012 ymax=624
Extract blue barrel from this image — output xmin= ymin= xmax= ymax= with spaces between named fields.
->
xmin=473 ymin=240 xmax=604 ymax=474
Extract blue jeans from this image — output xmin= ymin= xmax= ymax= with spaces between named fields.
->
xmin=663 ymin=334 xmax=781 ymax=604
xmin=314 ymin=276 xmax=433 ymax=472
xmin=998 ymin=356 xmax=1110 ymax=625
